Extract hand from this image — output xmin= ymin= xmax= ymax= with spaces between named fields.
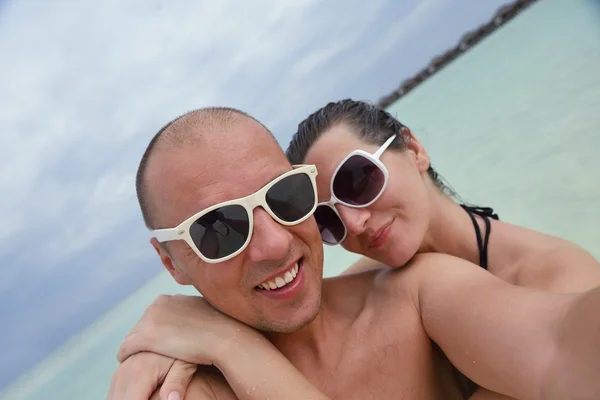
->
xmin=106 ymin=351 xmax=197 ymax=400
xmin=117 ymin=294 xmax=260 ymax=366
xmin=114 ymin=294 xmax=332 ymax=400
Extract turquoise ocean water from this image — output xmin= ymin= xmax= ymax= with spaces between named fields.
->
xmin=2 ymin=0 xmax=599 ymax=398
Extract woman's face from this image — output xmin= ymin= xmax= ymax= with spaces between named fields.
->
xmin=303 ymin=123 xmax=433 ymax=267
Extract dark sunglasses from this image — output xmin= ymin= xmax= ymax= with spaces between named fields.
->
xmin=315 ymin=135 xmax=396 ymax=245
xmin=152 ymin=165 xmax=318 ymax=263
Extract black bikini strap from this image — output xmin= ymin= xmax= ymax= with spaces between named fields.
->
xmin=460 ymin=205 xmax=497 ymax=270
xmin=462 ymin=206 xmax=499 ymax=221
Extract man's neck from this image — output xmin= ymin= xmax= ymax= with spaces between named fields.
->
xmin=263 ymin=277 xmax=367 ymax=370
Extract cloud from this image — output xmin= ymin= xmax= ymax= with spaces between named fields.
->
xmin=0 ymin=0 xmax=425 ymax=260
xmin=0 ymin=0 xmax=510 ymax=390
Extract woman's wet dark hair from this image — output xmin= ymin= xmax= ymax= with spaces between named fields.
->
xmin=285 ymin=98 xmax=456 ymax=198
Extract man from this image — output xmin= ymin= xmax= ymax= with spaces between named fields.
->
xmin=107 ymin=107 xmax=599 ymax=400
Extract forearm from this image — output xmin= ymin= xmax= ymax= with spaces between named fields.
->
xmin=215 ymin=336 xmax=330 ymax=400
xmin=543 ymin=285 xmax=600 ymax=399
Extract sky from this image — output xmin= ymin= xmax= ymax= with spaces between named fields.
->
xmin=0 ymin=0 xmax=511 ymax=390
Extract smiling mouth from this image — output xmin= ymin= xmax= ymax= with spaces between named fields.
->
xmin=369 ymin=219 xmax=394 ymax=248
xmin=256 ymin=259 xmax=302 ymax=290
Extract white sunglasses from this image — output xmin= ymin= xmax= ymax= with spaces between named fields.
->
xmin=152 ymin=164 xmax=319 ymax=263
xmin=314 ymin=134 xmax=396 ymax=245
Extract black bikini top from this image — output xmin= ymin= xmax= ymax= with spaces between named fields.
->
xmin=459 ymin=205 xmax=500 ymax=270
xmin=449 ymin=205 xmax=500 ymax=399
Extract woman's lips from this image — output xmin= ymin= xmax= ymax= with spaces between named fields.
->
xmin=368 ymin=219 xmax=394 ymax=249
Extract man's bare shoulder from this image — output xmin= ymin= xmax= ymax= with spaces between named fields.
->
xmin=371 ymin=253 xmax=489 ymax=307
xmin=320 ymin=253 xmax=478 ymax=316
xmin=320 ymin=267 xmax=383 ymax=304
xmin=322 ymin=259 xmax=402 ymax=289
xmin=322 ymin=253 xmax=446 ymax=294
xmin=321 ymin=256 xmax=423 ymax=307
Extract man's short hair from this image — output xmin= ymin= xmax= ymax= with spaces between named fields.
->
xmin=135 ymin=107 xmax=275 ymax=229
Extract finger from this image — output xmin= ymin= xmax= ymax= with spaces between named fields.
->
xmin=149 ymin=386 xmax=162 ymax=400
xmin=107 ymin=365 xmax=155 ymax=400
xmin=159 ymin=360 xmax=198 ymax=400
xmin=117 ymin=331 xmax=155 ymax=363
xmin=107 ymin=352 xmax=175 ymax=400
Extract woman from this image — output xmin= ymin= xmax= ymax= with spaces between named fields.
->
xmin=286 ymin=98 xmax=600 ymax=292
xmin=285 ymin=98 xmax=600 ymax=398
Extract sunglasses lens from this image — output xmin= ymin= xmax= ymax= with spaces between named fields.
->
xmin=333 ymin=155 xmax=385 ymax=206
xmin=189 ymin=205 xmax=250 ymax=260
xmin=266 ymin=173 xmax=315 ymax=222
xmin=314 ymin=205 xmax=345 ymax=244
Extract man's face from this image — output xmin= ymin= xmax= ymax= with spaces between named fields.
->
xmin=147 ymin=118 xmax=324 ymax=333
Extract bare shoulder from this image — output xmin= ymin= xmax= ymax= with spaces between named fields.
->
xmin=321 ymin=263 xmax=418 ymax=316
xmin=185 ymin=366 xmax=238 ymax=400
xmin=376 ymin=252 xmax=502 ymax=310
xmin=514 ymin=239 xmax=600 ymax=292
xmin=322 ymin=253 xmax=484 ymax=313
xmin=493 ymin=221 xmax=600 ymax=292
xmin=356 ymin=254 xmax=445 ymax=308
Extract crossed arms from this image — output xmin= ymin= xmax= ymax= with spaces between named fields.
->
xmin=109 ymin=253 xmax=600 ymax=400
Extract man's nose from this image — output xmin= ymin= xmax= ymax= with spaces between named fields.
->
xmin=337 ymin=205 xmax=370 ymax=237
xmin=246 ymin=207 xmax=293 ymax=263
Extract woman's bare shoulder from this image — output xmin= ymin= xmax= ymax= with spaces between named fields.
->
xmin=490 ymin=221 xmax=600 ymax=292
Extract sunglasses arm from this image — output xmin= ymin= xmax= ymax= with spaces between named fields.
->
xmin=372 ymin=134 xmax=397 ymax=159
xmin=152 ymin=228 xmax=181 ymax=243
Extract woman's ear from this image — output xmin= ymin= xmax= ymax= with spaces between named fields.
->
xmin=403 ymin=127 xmax=430 ymax=173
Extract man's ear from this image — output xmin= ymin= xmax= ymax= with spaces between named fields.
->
xmin=150 ymin=237 xmax=192 ymax=285
xmin=403 ymin=127 xmax=430 ymax=173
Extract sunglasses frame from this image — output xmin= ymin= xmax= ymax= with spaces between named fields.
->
xmin=317 ymin=134 xmax=396 ymax=245
xmin=152 ymin=164 xmax=319 ymax=263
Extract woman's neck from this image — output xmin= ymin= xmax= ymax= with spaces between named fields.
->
xmin=420 ymin=189 xmax=484 ymax=267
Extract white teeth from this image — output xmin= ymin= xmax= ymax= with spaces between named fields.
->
xmin=258 ymin=261 xmax=300 ymax=290
xmin=284 ymin=271 xmax=293 ymax=283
